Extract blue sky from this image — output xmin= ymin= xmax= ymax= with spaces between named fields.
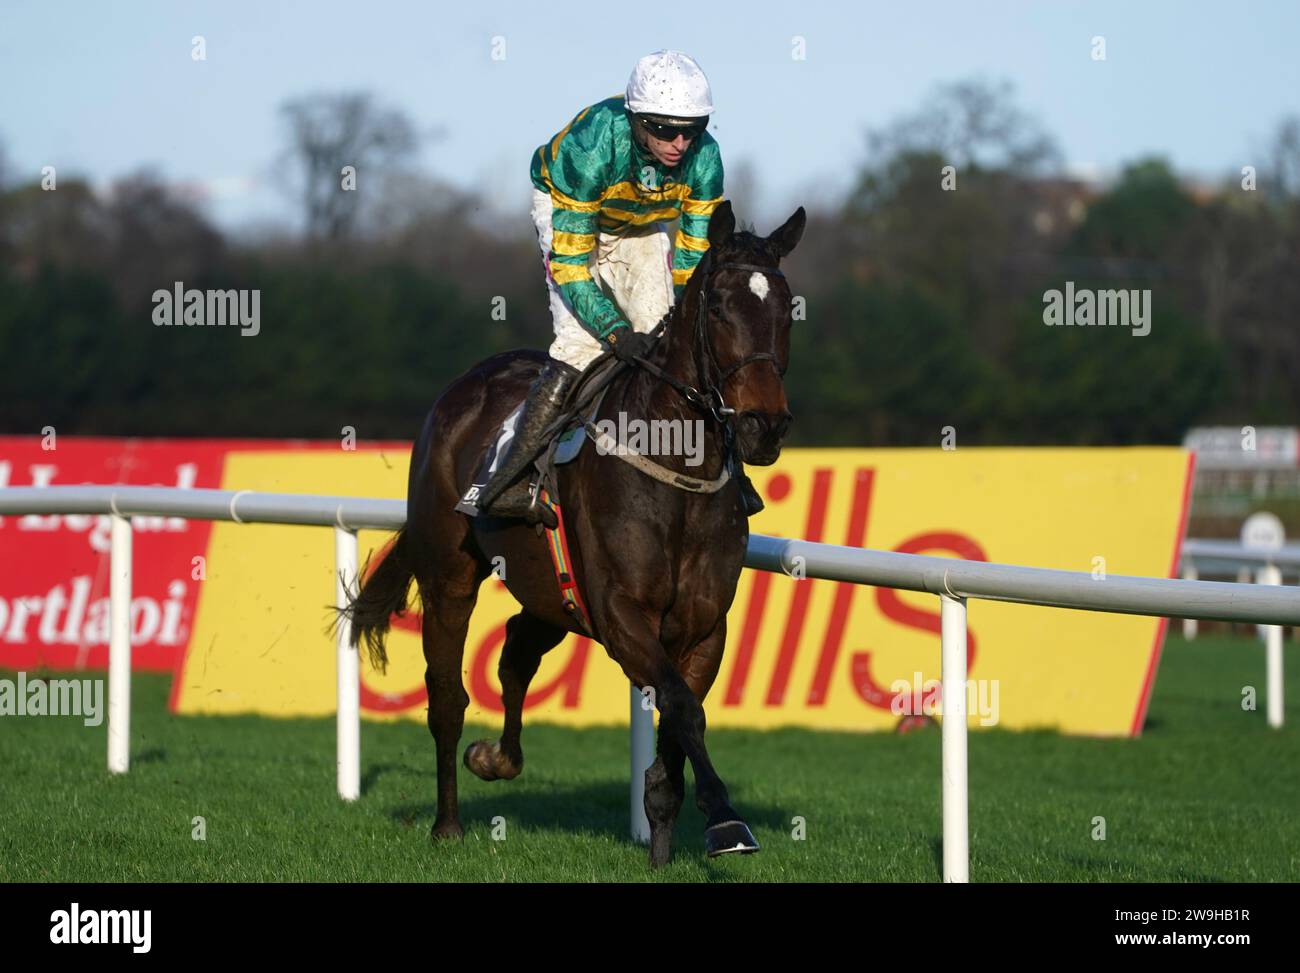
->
xmin=2 ymin=0 xmax=1296 ymax=231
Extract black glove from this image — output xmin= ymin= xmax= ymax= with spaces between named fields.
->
xmin=608 ymin=328 xmax=654 ymax=363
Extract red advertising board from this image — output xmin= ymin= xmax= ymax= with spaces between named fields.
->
xmin=0 ymin=437 xmax=401 ymax=674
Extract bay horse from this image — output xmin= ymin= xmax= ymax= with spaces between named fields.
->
xmin=345 ymin=200 xmax=805 ymax=866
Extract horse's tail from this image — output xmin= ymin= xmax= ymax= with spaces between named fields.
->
xmin=339 ymin=531 xmax=414 ymax=674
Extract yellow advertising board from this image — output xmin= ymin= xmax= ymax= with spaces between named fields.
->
xmin=174 ymin=447 xmax=1191 ymax=736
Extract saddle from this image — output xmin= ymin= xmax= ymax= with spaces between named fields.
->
xmin=459 ymin=354 xmax=619 ymax=526
xmin=456 ymin=356 xmax=624 ymax=636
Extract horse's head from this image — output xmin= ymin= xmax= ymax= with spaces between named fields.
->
xmin=695 ymin=200 xmax=806 ymax=466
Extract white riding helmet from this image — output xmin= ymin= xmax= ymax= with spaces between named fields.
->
xmin=625 ymin=50 xmax=713 ymax=119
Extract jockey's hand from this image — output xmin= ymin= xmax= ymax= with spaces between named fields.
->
xmin=608 ymin=328 xmax=654 ymax=364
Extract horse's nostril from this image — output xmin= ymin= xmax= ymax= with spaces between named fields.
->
xmin=737 ymin=412 xmax=790 ymax=439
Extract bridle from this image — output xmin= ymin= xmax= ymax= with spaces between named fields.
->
xmin=631 ymin=246 xmax=787 ymax=431
xmin=532 ymin=246 xmax=789 ymax=501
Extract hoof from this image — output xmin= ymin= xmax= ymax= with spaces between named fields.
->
xmin=430 ymin=820 xmax=464 ymax=841
xmin=704 ymin=819 xmax=760 ymax=858
xmin=463 ymin=740 xmax=521 ymax=782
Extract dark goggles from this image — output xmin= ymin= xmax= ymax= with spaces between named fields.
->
xmin=636 ymin=114 xmax=708 ymax=142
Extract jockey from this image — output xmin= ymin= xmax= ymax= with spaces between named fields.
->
xmin=460 ymin=49 xmax=765 ymax=522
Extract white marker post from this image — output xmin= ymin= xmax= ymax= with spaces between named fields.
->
xmin=107 ymin=513 xmax=133 ymax=775
xmin=1260 ymin=563 xmax=1284 ymax=728
xmin=334 ymin=526 xmax=361 ymax=800
xmin=630 ymin=683 xmax=654 ymax=844
xmin=1241 ymin=513 xmax=1286 ymax=729
xmin=1181 ymin=564 xmax=1198 ymax=640
xmin=941 ymin=594 xmax=969 ymax=884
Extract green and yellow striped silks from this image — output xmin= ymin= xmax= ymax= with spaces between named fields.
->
xmin=531 ymin=94 xmax=724 ymax=340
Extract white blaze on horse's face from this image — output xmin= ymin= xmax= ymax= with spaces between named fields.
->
xmin=748 ymin=272 xmax=770 ymax=301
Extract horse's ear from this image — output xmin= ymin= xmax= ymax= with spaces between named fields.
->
xmin=767 ymin=206 xmax=806 ymax=258
xmin=707 ymin=200 xmax=735 ymax=248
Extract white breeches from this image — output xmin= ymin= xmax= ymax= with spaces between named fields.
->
xmin=530 ymin=187 xmax=675 ymax=372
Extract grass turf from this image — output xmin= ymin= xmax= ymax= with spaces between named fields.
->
xmin=1 ymin=633 xmax=1296 ymax=882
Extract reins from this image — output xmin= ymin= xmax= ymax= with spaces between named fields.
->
xmin=623 ymin=247 xmax=786 ymax=427
xmin=534 ymin=248 xmax=786 ymax=495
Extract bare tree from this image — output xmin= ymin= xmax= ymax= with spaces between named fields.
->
xmin=865 ymin=78 xmax=1061 ymax=176
xmin=1261 ymin=114 xmax=1300 ymax=202
xmin=278 ymin=92 xmax=418 ymax=240
xmin=835 ymin=79 xmax=1066 ymax=358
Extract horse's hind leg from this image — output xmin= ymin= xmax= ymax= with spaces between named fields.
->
xmin=419 ymin=566 xmax=484 ymax=841
xmin=464 ymin=611 xmax=567 ymax=782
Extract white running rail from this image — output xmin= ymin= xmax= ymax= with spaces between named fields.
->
xmin=4 ymin=485 xmax=1299 ymax=884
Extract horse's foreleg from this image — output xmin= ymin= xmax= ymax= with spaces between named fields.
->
xmin=612 ymin=612 xmax=756 ymax=862
xmin=464 ymin=610 xmax=565 ymax=782
xmin=644 ymin=735 xmax=685 ymax=868
xmin=654 ymin=664 xmax=757 ymax=856
xmin=684 ymin=635 xmax=763 ymax=861
xmin=644 ymin=622 xmax=728 ymax=867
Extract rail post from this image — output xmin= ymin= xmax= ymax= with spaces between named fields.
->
xmin=1258 ymin=563 xmax=1284 ymax=728
xmin=1181 ymin=564 xmax=1198 ymax=640
xmin=630 ymin=683 xmax=654 ymax=844
xmin=108 ymin=512 xmax=133 ymax=775
xmin=334 ymin=526 xmax=361 ymax=800
xmin=941 ymin=593 xmax=969 ymax=883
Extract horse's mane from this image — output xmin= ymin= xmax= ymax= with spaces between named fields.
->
xmin=715 ymin=228 xmax=771 ymax=261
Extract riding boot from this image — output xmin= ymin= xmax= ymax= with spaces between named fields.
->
xmin=736 ymin=467 xmax=765 ymax=516
xmin=464 ymin=358 xmax=580 ymax=524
